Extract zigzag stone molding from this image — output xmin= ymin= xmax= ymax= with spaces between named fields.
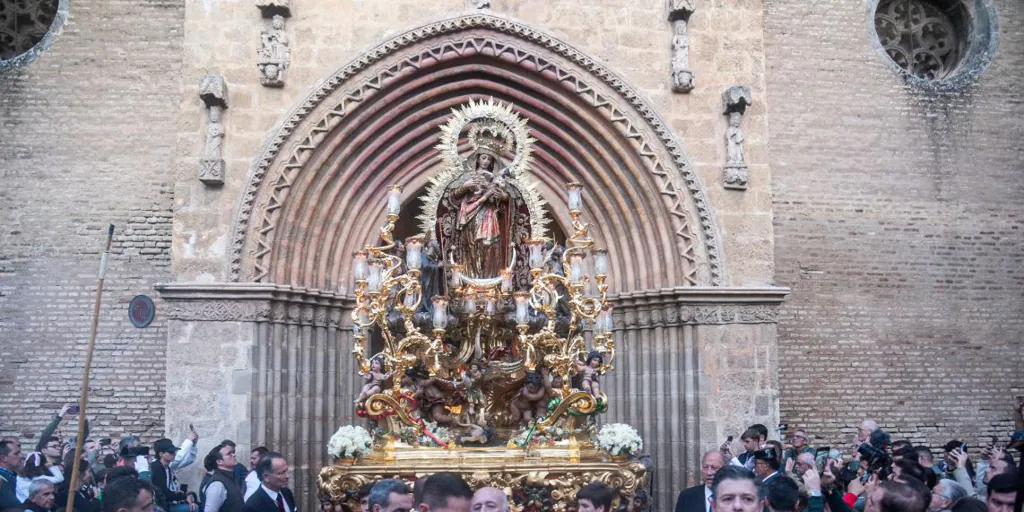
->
xmin=228 ymin=13 xmax=725 ymax=287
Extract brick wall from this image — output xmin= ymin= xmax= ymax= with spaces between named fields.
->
xmin=0 ymin=0 xmax=182 ymax=443
xmin=767 ymin=0 xmax=1024 ymax=450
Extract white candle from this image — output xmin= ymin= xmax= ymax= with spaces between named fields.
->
xmin=432 ymin=297 xmax=448 ymax=329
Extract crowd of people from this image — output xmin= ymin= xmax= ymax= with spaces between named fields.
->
xmin=676 ymin=414 xmax=1024 ymax=512
xmin=0 ymin=405 xmax=293 ymax=512
xmin=2 ymin=402 xmax=1023 ymax=512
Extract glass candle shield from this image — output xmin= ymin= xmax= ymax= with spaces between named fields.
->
xmin=431 ymin=297 xmax=449 ymax=329
xmin=514 ymin=292 xmax=530 ymax=324
xmin=352 ymin=251 xmax=368 ymax=281
xmin=567 ymin=182 xmax=583 ymax=211
xmin=405 ymin=237 xmax=423 ymax=270
xmin=386 ymin=185 xmax=402 ymax=216
xmin=592 ymin=249 xmax=608 ymax=275
xmin=367 ymin=260 xmax=384 ymax=292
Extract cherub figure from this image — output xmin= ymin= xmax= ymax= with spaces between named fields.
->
xmin=575 ymin=351 xmax=603 ymax=397
xmin=461 ymin=362 xmax=487 ymax=426
xmin=510 ymin=369 xmax=552 ymax=424
xmin=410 ymin=368 xmax=459 ymax=427
xmin=355 ymin=356 xmax=391 ymax=405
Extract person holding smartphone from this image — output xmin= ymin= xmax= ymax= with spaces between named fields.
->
xmin=152 ymin=439 xmax=197 ymax=512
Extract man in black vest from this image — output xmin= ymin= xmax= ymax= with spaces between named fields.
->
xmin=242 ymin=452 xmax=297 ymax=512
xmin=677 ymin=451 xmax=727 ymax=512
xmin=201 ymin=444 xmax=243 ymax=512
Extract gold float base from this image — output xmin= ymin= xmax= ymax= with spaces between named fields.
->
xmin=317 ymin=443 xmax=647 ymax=512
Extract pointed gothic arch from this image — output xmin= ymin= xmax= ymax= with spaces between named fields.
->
xmin=229 ymin=13 xmax=726 ymax=292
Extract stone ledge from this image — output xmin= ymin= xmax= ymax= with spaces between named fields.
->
xmin=156 ymin=283 xmax=789 ymax=325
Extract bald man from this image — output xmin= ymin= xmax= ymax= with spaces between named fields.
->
xmin=676 ymin=451 xmax=727 ymax=512
xmin=470 ymin=487 xmax=508 ymax=512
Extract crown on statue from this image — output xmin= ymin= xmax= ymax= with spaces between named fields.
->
xmin=468 ymin=120 xmax=515 ymax=156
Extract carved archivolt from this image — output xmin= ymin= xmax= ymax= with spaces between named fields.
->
xmin=229 ymin=13 xmax=725 ymax=288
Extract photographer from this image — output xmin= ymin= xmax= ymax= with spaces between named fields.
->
xmin=151 ymin=439 xmax=197 ymax=512
xmin=118 ymin=436 xmax=152 ymax=481
xmin=56 ymin=452 xmax=101 ymax=512
xmin=974 ymin=445 xmax=1016 ymax=498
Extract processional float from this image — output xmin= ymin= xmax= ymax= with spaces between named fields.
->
xmin=317 ymin=99 xmax=648 ymax=511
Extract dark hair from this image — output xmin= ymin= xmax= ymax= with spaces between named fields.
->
xmin=412 ymin=476 xmax=427 ymax=507
xmin=524 ymin=372 xmax=543 ymax=388
xmin=740 ymin=427 xmax=761 ymax=441
xmin=106 ymin=467 xmax=140 ymax=484
xmin=41 ymin=436 xmax=61 ymax=448
xmin=252 ymin=446 xmax=269 ymax=458
xmin=763 ymin=476 xmax=800 ymax=511
xmin=878 ymin=480 xmax=929 ymax=512
xmin=367 ymin=479 xmax=409 ymax=511
xmin=892 ymin=440 xmax=913 ymax=451
xmin=950 ymin=497 xmax=987 ymax=512
xmin=102 ymin=475 xmax=155 ymax=512
xmin=585 ymin=350 xmax=603 ymax=366
xmin=421 ymin=472 xmax=472 ymax=510
xmin=751 ymin=424 xmax=769 ymax=440
xmin=23 ymin=451 xmax=50 ymax=478
xmin=987 ymin=473 xmax=1016 ymax=495
xmin=204 ymin=445 xmax=224 ymax=471
xmin=893 ymin=459 xmax=927 ymax=483
xmin=255 ymin=452 xmax=284 ymax=482
xmin=577 ymin=482 xmax=616 ymax=511
xmin=103 ymin=454 xmax=119 ymax=469
xmin=0 ymin=440 xmax=16 ymax=457
xmin=357 ymin=482 xmax=374 ymax=499
xmin=942 ymin=440 xmax=962 ymax=453
xmin=711 ymin=466 xmax=758 ymax=497
xmin=914 ymin=447 xmax=933 ymax=463
xmin=219 ymin=440 xmax=236 ymax=448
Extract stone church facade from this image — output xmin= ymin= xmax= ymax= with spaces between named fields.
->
xmin=1 ymin=0 xmax=1021 ymax=508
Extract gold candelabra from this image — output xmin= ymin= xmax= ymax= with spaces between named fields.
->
xmin=349 ymin=181 xmax=616 ymax=421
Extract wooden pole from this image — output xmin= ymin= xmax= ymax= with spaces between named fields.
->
xmin=65 ymin=224 xmax=114 ymax=512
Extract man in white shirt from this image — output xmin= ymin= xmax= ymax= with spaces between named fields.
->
xmin=244 ymin=446 xmax=269 ymax=501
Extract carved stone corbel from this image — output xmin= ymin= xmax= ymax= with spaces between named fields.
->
xmin=255 ymin=1 xmax=291 ymax=88
xmin=722 ymin=85 xmax=752 ymax=190
xmin=198 ymin=75 xmax=228 ymax=186
xmin=668 ymin=0 xmax=696 ymax=93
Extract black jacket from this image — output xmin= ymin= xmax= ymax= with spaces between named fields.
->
xmin=675 ymin=484 xmax=708 ymax=512
xmin=241 ymin=486 xmax=297 ymax=512
xmin=152 ymin=462 xmax=187 ymax=510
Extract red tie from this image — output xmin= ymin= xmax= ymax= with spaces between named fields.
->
xmin=276 ymin=494 xmax=286 ymax=512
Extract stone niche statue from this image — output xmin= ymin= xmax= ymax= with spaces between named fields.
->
xmin=198 ymin=75 xmax=228 ymax=186
xmin=257 ymin=14 xmax=290 ymax=88
xmin=722 ymin=85 xmax=752 ymax=190
xmin=668 ymin=0 xmax=696 ymax=93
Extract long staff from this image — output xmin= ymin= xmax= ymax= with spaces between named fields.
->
xmin=65 ymin=224 xmax=114 ymax=512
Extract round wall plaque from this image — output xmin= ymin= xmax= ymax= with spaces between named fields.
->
xmin=128 ymin=295 xmax=156 ymax=328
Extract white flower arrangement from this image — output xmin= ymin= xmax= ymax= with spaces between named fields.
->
xmin=596 ymin=423 xmax=643 ymax=457
xmin=327 ymin=425 xmax=373 ymax=459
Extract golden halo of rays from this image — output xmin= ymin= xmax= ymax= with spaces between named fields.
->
xmin=418 ymin=98 xmax=549 ymax=240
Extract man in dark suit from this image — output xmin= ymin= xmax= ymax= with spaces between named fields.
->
xmin=241 ymin=452 xmax=297 ymax=512
xmin=676 ymin=451 xmax=727 ymax=512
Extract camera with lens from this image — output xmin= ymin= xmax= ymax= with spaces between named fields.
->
xmin=119 ymin=445 xmax=150 ymax=458
xmin=858 ymin=430 xmax=893 ymax=480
